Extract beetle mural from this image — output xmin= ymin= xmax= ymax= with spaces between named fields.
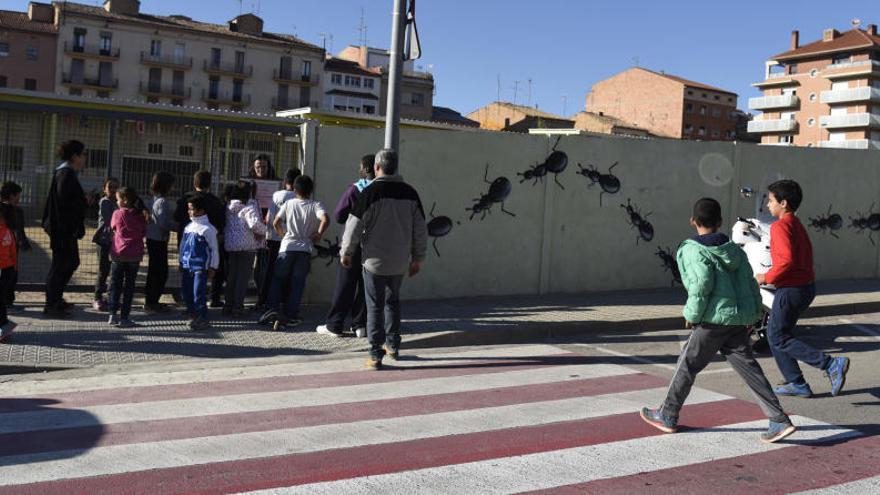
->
xmin=850 ymin=203 xmax=880 ymax=245
xmin=517 ymin=161 xmax=548 ymax=186
xmin=427 ymin=202 xmax=453 ymax=257
xmin=576 ymin=161 xmax=621 ymax=206
xmin=620 ymin=198 xmax=654 ymax=244
xmin=467 ymin=163 xmax=516 ymax=220
xmin=655 ymin=246 xmax=682 ymax=285
xmin=808 ymin=205 xmax=844 ymax=239
xmin=518 ymin=137 xmax=568 ymax=189
xmin=312 ymin=237 xmax=342 ymax=266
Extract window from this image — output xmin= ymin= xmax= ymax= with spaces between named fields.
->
xmin=99 ymin=33 xmax=112 ymax=55
xmin=684 ymin=124 xmax=693 ymax=134
xmin=809 ymin=93 xmax=817 ymax=102
xmin=701 ymin=93 xmax=707 ymax=98
xmin=174 ymin=43 xmax=185 ymax=64
xmin=301 ymin=60 xmax=311 ymax=79
xmin=363 ymin=104 xmax=376 ymax=114
xmin=698 ymin=126 xmax=706 ymax=136
xmin=788 ymin=63 xmax=798 ymax=74
xmin=410 ymin=92 xmax=425 ymax=106
xmin=232 ymin=79 xmax=243 ymax=102
xmin=344 ymin=75 xmax=361 ymax=87
xmin=712 ymin=108 xmax=721 ymax=117
xmin=331 ymin=73 xmax=342 ymax=85
xmin=150 ymin=40 xmax=162 ymax=57
xmin=26 ymin=46 xmax=38 ymax=60
xmin=208 ymin=76 xmax=219 ymax=99
xmin=73 ymin=29 xmax=86 ymax=51
xmin=179 ymin=145 xmax=194 ymax=157
xmin=210 ymin=48 xmax=221 ymax=66
xmin=0 ymin=43 xmax=8 ymax=58
xmin=779 ymin=135 xmax=793 ymax=144
xmin=832 ymin=53 xmax=850 ymax=65
xmin=727 ymin=97 xmax=733 ymax=103
xmin=712 ymin=129 xmax=720 ymax=137
xmin=68 ymin=88 xmax=82 ymax=96
xmin=171 ymin=99 xmax=183 ymax=106
xmin=148 ymin=143 xmax=164 ymax=154
xmin=685 ymin=102 xmax=693 ymax=113
xmin=0 ymin=145 xmax=23 ymax=171
xmin=0 ymin=76 xmax=6 ymax=88
xmin=699 ymin=105 xmax=707 ymax=115
xmin=809 ymin=68 xmax=818 ymax=78
xmin=234 ymin=51 xmax=245 ymax=73
xmin=364 ymin=78 xmax=374 ymax=89
xmin=714 ymin=95 xmax=720 ymax=100
xmin=808 ymin=118 xmax=816 ymax=127
xmin=24 ymin=79 xmax=36 ymax=90
xmin=146 ymin=96 xmax=159 ymax=104
xmin=687 ymin=90 xmax=693 ymax=96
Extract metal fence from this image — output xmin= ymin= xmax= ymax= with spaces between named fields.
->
xmin=0 ymin=93 xmax=304 ymax=294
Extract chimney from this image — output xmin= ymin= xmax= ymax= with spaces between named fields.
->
xmin=823 ymin=28 xmax=840 ymax=42
xmin=790 ymin=30 xmax=799 ymax=49
xmin=868 ymin=24 xmax=878 ymax=36
xmin=27 ymin=2 xmax=54 ymax=22
xmin=228 ymin=14 xmax=264 ymax=35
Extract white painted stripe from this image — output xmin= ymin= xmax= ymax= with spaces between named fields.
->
xmin=791 ymin=475 xmax=880 ymax=494
xmin=0 ymin=386 xmax=730 ymax=486
xmin=241 ymin=417 xmax=857 ymax=495
xmin=0 ymin=362 xmax=638 ymax=434
xmin=0 ymin=344 xmax=568 ymax=396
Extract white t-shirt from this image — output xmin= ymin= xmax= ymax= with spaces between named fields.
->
xmin=276 ymin=198 xmax=326 ymax=252
xmin=266 ymin=189 xmax=296 ymax=242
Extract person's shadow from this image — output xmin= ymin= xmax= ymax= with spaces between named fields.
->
xmin=0 ymin=398 xmax=104 ymax=466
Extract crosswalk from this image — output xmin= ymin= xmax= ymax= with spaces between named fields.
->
xmin=0 ymin=344 xmax=877 ymax=494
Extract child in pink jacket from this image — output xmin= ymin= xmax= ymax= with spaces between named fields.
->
xmin=108 ymin=186 xmax=148 ymax=328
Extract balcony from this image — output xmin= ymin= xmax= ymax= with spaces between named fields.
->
xmin=139 ymin=81 xmax=191 ymax=99
xmin=203 ymin=60 xmax=253 ymax=77
xmin=818 ymin=139 xmax=880 ymax=150
xmin=820 ymin=86 xmax=880 ymax=104
xmin=819 ymin=113 xmax=880 ymax=129
xmin=747 ymin=118 xmax=798 ymax=133
xmin=140 ymin=51 xmax=193 ymax=69
xmin=271 ymin=97 xmax=294 ymax=110
xmin=823 ymin=60 xmax=880 ymax=79
xmin=748 ymin=94 xmax=799 ymax=110
xmin=272 ymin=69 xmax=320 ymax=86
xmin=61 ymin=73 xmax=118 ymax=90
xmin=201 ymin=88 xmax=251 ymax=106
xmin=63 ymin=41 xmax=120 ymax=60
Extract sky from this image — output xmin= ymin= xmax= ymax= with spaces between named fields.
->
xmin=3 ymin=0 xmax=877 ymax=116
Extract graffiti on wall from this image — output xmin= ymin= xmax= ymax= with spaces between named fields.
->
xmin=466 ymin=163 xmax=515 ymax=220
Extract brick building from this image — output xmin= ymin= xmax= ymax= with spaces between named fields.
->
xmin=572 ymin=111 xmax=652 ymax=137
xmin=0 ymin=3 xmax=57 ymax=92
xmin=467 ymin=102 xmax=574 ymax=133
xmin=585 ymin=67 xmax=738 ymax=141
xmin=749 ymin=24 xmax=880 ymax=149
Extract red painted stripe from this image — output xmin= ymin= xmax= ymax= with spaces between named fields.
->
xmin=523 ymin=432 xmax=880 ymax=494
xmin=0 ymin=353 xmax=584 ymax=412
xmin=0 ymin=399 xmax=765 ymax=495
xmin=0 ymin=373 xmax=666 ymax=456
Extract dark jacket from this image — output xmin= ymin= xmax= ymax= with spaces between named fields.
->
xmin=42 ymin=164 xmax=87 ymax=248
xmin=175 ymin=190 xmax=226 ymax=246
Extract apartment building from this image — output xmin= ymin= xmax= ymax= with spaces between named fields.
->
xmin=0 ymin=3 xmax=57 ymax=92
xmin=585 ymin=67 xmax=738 ymax=141
xmin=467 ymin=102 xmax=574 ymax=132
xmin=336 ymin=45 xmax=434 ymax=121
xmin=48 ymin=0 xmax=324 ymax=113
xmin=749 ymin=24 xmax=880 ymax=149
xmin=321 ymin=57 xmax=381 ymax=115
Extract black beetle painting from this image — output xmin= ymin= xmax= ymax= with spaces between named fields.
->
xmin=850 ymin=203 xmax=880 ymax=245
xmin=313 ymin=237 xmax=341 ymax=266
xmin=620 ymin=198 xmax=654 ymax=244
xmin=517 ymin=161 xmax=548 ymax=186
xmin=655 ymin=246 xmax=682 ymax=285
xmin=467 ymin=163 xmax=516 ymax=220
xmin=808 ymin=205 xmax=843 ymax=239
xmin=576 ymin=161 xmax=621 ymax=206
xmin=427 ymin=202 xmax=453 ymax=257
xmin=518 ymin=136 xmax=568 ymax=189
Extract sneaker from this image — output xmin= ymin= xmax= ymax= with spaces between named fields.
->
xmin=760 ymin=420 xmax=797 ymax=444
xmin=825 ymin=356 xmax=850 ymax=397
xmin=353 ymin=327 xmax=367 ymax=338
xmin=383 ymin=344 xmax=399 ymax=361
xmin=316 ymin=324 xmax=343 ymax=338
xmin=774 ymin=382 xmax=813 ymax=398
xmin=0 ymin=321 xmax=17 ymax=343
xmin=92 ymin=299 xmax=107 ymax=311
xmin=107 ymin=314 xmax=119 ymax=326
xmin=117 ymin=318 xmax=138 ymax=328
xmin=258 ymin=309 xmax=279 ymax=326
xmin=639 ymin=407 xmax=677 ymax=433
xmin=365 ymin=357 xmax=383 ymax=370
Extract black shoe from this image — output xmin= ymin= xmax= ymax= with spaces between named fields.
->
xmin=42 ymin=305 xmax=70 ymax=318
xmin=210 ymin=299 xmax=225 ymax=308
xmin=58 ymin=299 xmax=74 ymax=310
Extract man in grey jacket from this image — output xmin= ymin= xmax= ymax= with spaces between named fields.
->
xmin=340 ymin=149 xmax=428 ymax=370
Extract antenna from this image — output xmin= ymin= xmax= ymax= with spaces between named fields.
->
xmin=496 ymin=74 xmax=501 ymax=102
xmin=237 ymin=0 xmax=242 ymax=15
xmin=357 ymin=8 xmax=369 ymax=47
xmin=512 ymin=80 xmax=520 ymax=105
xmin=852 ymin=18 xmax=862 ymax=28
xmin=527 ymin=78 xmax=533 ymax=106
xmin=632 ymin=56 xmax=640 ymax=67
xmin=318 ymin=33 xmax=334 ymax=53
xmin=561 ymin=95 xmax=568 ymax=116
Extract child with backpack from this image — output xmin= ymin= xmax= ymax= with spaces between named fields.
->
xmin=180 ymin=193 xmax=219 ymax=330
xmin=224 ymin=181 xmax=267 ymax=316
xmin=0 ymin=202 xmax=18 ymax=341
xmin=0 ymin=181 xmax=29 ymax=312
xmin=107 ymin=186 xmax=147 ymax=328
xmin=93 ymin=177 xmax=120 ymax=311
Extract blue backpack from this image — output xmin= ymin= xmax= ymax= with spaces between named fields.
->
xmin=179 ymin=231 xmax=211 ymax=271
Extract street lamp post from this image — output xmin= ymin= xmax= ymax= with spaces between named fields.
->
xmin=383 ymin=0 xmax=407 ymax=152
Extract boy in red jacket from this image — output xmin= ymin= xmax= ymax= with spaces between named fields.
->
xmin=755 ymin=180 xmax=849 ymax=398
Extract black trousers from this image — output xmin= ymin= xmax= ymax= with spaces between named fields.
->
xmin=258 ymin=240 xmax=281 ymax=306
xmin=46 ymin=238 xmax=80 ymax=308
xmin=0 ymin=267 xmax=13 ymax=323
xmin=325 ymin=247 xmax=367 ymax=331
xmin=2 ymin=266 xmax=16 ymax=305
xmin=94 ymin=244 xmax=111 ymax=300
xmin=211 ymin=242 xmax=227 ymax=303
xmin=145 ymin=239 xmax=169 ymax=305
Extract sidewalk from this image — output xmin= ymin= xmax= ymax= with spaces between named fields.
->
xmin=1 ymin=278 xmax=878 ymax=373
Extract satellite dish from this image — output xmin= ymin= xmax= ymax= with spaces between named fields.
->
xmin=852 ymin=18 xmax=862 ymax=27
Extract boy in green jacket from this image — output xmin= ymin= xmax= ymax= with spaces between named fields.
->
xmin=640 ymin=198 xmax=795 ymax=444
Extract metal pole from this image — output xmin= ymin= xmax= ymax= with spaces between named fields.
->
xmin=383 ymin=0 xmax=406 ymax=151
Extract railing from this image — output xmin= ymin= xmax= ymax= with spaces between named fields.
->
xmin=825 ymin=60 xmax=880 ymax=70
xmin=819 ymin=113 xmax=880 ymax=129
xmin=747 ymin=118 xmax=798 ymax=133
xmin=820 ymin=87 xmax=880 ymax=104
xmin=764 ymin=142 xmax=795 ymax=146
xmin=140 ymin=51 xmax=193 ymax=68
xmin=273 ymin=70 xmax=320 ymax=84
xmin=271 ymin=96 xmax=292 ymax=109
xmin=139 ymin=81 xmax=191 ymax=98
xmin=63 ymin=41 xmax=120 ymax=58
xmin=61 ymin=73 xmax=118 ymax=88
xmin=201 ymin=88 xmax=251 ymax=105
xmin=818 ymin=139 xmax=878 ymax=150
xmin=203 ymin=60 xmax=254 ymax=77
xmin=748 ymin=94 xmax=799 ymax=110
xmin=766 ymin=72 xmax=790 ymax=79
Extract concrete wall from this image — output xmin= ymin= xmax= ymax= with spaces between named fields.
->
xmin=302 ymin=125 xmax=880 ymax=303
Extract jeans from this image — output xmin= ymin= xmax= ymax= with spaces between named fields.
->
xmin=363 ymin=269 xmax=404 ymax=360
xmin=661 ymin=325 xmax=787 ymax=423
xmin=181 ymin=269 xmax=209 ymax=319
xmin=94 ymin=244 xmax=111 ymax=300
xmin=325 ymin=247 xmax=366 ymax=332
xmin=145 ymin=239 xmax=169 ymax=305
xmin=767 ymin=283 xmax=829 ymax=384
xmin=225 ymin=250 xmax=255 ymax=310
xmin=257 ymin=240 xmax=281 ymax=306
xmin=108 ymin=261 xmax=139 ymax=319
xmin=46 ymin=238 xmax=80 ymax=308
xmin=268 ymin=251 xmax=311 ymax=319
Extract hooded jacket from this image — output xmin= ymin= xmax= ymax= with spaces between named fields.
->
xmin=676 ymin=233 xmax=763 ymax=326
xmin=224 ymin=199 xmax=267 ymax=252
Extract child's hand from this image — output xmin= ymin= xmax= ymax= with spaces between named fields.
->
xmin=208 ymin=269 xmax=216 ymax=279
xmin=754 ymin=273 xmax=766 ymax=285
xmin=684 ymin=320 xmax=694 ymax=329
xmin=340 ymin=255 xmax=352 ymax=268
